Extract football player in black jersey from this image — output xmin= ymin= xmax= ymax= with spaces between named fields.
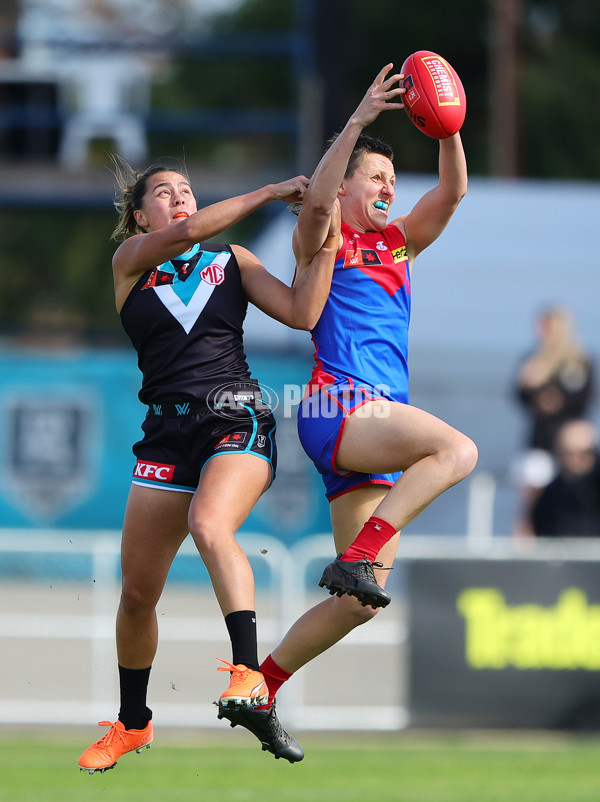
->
xmin=78 ymin=160 xmax=339 ymax=773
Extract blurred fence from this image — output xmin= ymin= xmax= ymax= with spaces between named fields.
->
xmin=2 ymin=529 xmax=600 ymax=732
xmin=0 ymin=530 xmax=406 ymax=731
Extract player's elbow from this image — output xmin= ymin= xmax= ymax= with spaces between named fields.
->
xmin=310 ymin=199 xmax=335 ymax=219
xmin=292 ymin=309 xmax=320 ymax=331
xmin=454 ymin=175 xmax=468 ymax=205
xmin=444 ymin=180 xmax=467 ymax=214
xmin=171 ymin=216 xmax=200 ymax=250
xmin=289 ymin=299 xmax=323 ymax=331
xmin=301 ymin=191 xmax=336 ymax=222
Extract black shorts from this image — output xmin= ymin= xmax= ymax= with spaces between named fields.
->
xmin=131 ymin=400 xmax=277 ymax=493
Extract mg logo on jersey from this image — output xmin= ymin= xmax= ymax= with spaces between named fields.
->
xmin=133 ymin=460 xmax=175 ymax=482
xmin=201 ymin=262 xmax=225 ymax=285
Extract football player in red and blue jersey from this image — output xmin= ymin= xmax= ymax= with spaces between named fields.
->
xmin=253 ymin=63 xmax=478 ymax=719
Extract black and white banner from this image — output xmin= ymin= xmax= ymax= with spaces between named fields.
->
xmin=407 ymin=558 xmax=600 ymax=729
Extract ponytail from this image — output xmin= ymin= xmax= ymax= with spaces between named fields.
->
xmin=109 ymin=154 xmax=189 ymax=241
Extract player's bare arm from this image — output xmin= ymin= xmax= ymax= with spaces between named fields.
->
xmin=112 ymin=176 xmax=309 ymax=312
xmin=293 ymin=199 xmax=341 ymax=287
xmin=294 ymin=65 xmax=404 ymax=267
xmin=396 ymin=133 xmax=467 ymax=263
xmin=235 ymin=235 xmax=337 ymax=331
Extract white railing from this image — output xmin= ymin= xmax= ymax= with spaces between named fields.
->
xmin=0 ymin=531 xmax=407 ymax=731
xmin=3 ymin=526 xmax=600 ymax=732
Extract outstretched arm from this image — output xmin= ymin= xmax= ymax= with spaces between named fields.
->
xmin=113 ymin=176 xmax=309 ymax=312
xmin=394 ymin=133 xmax=467 ymax=264
xmin=293 ymin=63 xmax=404 ymax=271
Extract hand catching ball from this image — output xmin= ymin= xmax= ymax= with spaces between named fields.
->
xmin=400 ymin=51 xmax=466 ymax=139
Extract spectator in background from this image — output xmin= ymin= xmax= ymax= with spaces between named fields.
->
xmin=512 ymin=306 xmax=595 ymax=536
xmin=516 ymin=306 xmax=594 ymax=452
xmin=530 ymin=419 xmax=600 ymax=538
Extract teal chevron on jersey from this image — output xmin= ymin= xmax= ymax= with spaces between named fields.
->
xmin=153 ymin=248 xmax=232 ymax=334
xmin=120 ymin=242 xmax=251 ymax=404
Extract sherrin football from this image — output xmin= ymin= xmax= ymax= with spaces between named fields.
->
xmin=400 ymin=51 xmax=466 ymax=139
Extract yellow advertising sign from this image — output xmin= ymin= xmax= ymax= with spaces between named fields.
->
xmin=457 ymin=587 xmax=600 ymax=671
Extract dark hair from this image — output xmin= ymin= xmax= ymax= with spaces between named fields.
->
xmin=288 ymin=133 xmax=394 ymax=217
xmin=327 ymin=133 xmax=394 ymax=179
xmin=109 ymin=154 xmax=190 ymax=241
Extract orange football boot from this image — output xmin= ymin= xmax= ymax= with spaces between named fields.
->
xmin=216 ymin=657 xmax=268 ymax=708
xmin=78 ymin=719 xmax=153 ymax=774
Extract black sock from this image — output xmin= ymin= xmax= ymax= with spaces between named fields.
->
xmin=118 ymin=665 xmax=152 ymax=730
xmin=224 ymin=610 xmax=259 ymax=671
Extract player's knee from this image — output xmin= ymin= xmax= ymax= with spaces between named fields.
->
xmin=440 ymin=433 xmax=478 ymax=486
xmin=334 ymin=593 xmax=382 ymax=625
xmin=120 ymin=579 xmax=159 ymax=616
xmin=189 ymin=514 xmax=223 ymax=556
xmin=453 ymin=435 xmax=479 ymax=482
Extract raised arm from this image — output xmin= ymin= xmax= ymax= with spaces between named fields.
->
xmin=394 ymin=133 xmax=467 ymax=265
xmin=293 ymin=64 xmax=404 ymax=274
xmin=239 ymin=200 xmax=341 ymax=331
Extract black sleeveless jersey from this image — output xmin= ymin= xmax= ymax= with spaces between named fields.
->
xmin=120 ymin=242 xmax=255 ymax=404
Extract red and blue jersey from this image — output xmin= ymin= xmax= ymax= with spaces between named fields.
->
xmin=307 ymin=221 xmax=411 ymax=403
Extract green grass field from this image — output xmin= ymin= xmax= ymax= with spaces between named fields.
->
xmin=1 ymin=728 xmax=599 ymax=802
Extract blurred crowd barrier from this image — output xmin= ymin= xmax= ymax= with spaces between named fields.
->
xmin=2 ymin=531 xmax=600 ymax=732
xmin=0 ymin=347 xmax=332 ymax=539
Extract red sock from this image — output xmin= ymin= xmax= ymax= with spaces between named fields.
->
xmin=259 ymin=654 xmax=292 ymax=708
xmin=339 ymin=516 xmax=396 ymax=563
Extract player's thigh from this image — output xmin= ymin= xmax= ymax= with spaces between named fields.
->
xmin=190 ymin=452 xmax=272 ymax=533
xmin=121 ymin=483 xmax=192 ymax=591
xmin=336 ymin=399 xmax=469 ymax=474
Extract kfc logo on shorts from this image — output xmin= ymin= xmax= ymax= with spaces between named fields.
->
xmin=201 ymin=263 xmax=225 ymax=285
xmin=215 ymin=432 xmax=248 ymax=450
xmin=133 ymin=460 xmax=175 ymax=482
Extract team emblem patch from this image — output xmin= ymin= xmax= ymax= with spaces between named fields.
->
xmin=402 ymin=74 xmax=421 ymax=108
xmin=342 ymin=244 xmax=410 ymax=297
xmin=343 ymin=248 xmax=383 ymax=267
xmin=215 ymin=432 xmax=248 ymax=450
